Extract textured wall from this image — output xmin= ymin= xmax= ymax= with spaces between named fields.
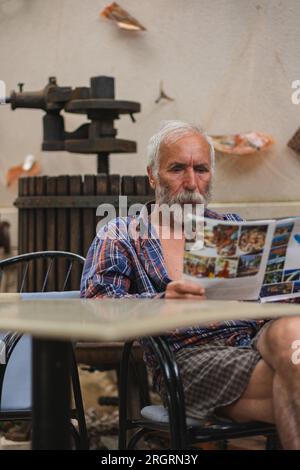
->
xmin=0 ymin=0 xmax=300 ymax=207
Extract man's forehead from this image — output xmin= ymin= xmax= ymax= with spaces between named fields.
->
xmin=160 ymin=134 xmax=211 ymax=165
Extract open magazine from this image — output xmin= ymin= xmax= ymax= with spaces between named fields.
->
xmin=183 ymin=215 xmax=300 ymax=302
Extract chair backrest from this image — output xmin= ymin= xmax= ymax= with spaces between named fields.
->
xmin=0 ymin=250 xmax=85 ymax=293
xmin=1 ymin=334 xmax=32 ymax=411
xmin=0 ymin=251 xmax=85 ymax=411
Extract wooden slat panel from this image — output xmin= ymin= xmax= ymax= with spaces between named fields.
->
xmin=96 ymin=174 xmax=108 ymax=196
xmin=17 ymin=178 xmax=26 ymax=290
xmin=69 ymin=175 xmax=82 ymax=290
xmin=35 ymin=176 xmax=47 ymax=291
xmin=27 ymin=177 xmax=36 ymax=292
xmin=121 ymin=176 xmax=134 ymax=195
xmin=57 ymin=176 xmax=69 ymax=290
xmin=95 ymin=174 xmax=110 ymax=234
xmin=46 ymin=177 xmax=57 ymax=291
xmin=21 ymin=177 xmax=29 ymax=257
xmin=109 ymin=174 xmax=120 ymax=195
xmin=82 ymin=175 xmax=96 ymax=258
xmin=109 ymin=174 xmax=120 ymax=218
xmin=134 ymin=176 xmax=147 ymax=196
xmin=15 ymin=194 xmax=150 ymax=208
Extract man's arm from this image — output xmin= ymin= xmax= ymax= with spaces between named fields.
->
xmin=80 ymin=222 xmax=164 ymax=299
xmin=80 ymin=219 xmax=206 ymax=300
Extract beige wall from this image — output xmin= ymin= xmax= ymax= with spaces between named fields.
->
xmin=1 ymin=0 xmax=300 ymax=211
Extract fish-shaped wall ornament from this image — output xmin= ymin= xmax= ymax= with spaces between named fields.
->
xmin=6 ymin=154 xmax=41 ymax=188
xmin=211 ymin=132 xmax=274 ymax=155
xmin=100 ymin=2 xmax=146 ymax=31
xmin=288 ymin=127 xmax=300 ymax=155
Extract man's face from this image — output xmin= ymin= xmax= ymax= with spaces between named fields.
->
xmin=148 ymin=133 xmax=213 ymax=207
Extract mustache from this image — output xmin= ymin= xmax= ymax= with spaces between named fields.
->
xmin=170 ymin=190 xmax=205 ymax=205
xmin=156 ymin=185 xmax=211 ymax=206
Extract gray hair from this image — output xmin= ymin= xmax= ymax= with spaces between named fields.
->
xmin=147 ymin=120 xmax=215 ymax=176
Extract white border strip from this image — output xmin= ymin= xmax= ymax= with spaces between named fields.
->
xmin=210 ymin=202 xmax=300 ymax=219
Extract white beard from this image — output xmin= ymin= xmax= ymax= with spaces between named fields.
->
xmin=155 ymin=180 xmax=212 ymax=208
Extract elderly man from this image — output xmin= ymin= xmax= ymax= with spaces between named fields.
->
xmin=81 ymin=121 xmax=300 ymax=449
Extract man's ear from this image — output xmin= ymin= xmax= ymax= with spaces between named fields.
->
xmin=147 ymin=165 xmax=157 ymax=190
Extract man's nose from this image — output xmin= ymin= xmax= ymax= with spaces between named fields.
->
xmin=183 ymin=169 xmax=197 ymax=191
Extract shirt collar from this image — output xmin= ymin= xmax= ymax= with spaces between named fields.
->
xmin=136 ymin=200 xmax=226 ymax=240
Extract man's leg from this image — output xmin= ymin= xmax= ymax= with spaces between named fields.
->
xmin=218 ymin=357 xmax=275 ymax=424
xmin=255 ymin=316 xmax=300 ymax=449
xmin=221 ymin=316 xmax=300 ymax=449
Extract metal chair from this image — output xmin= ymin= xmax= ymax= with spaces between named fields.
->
xmin=119 ymin=337 xmax=279 ymax=450
xmin=0 ymin=251 xmax=89 ymax=449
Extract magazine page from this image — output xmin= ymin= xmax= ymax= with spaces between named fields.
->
xmin=260 ymin=217 xmax=300 ymax=302
xmin=183 ymin=217 xmax=276 ymax=300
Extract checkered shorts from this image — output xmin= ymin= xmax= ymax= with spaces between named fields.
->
xmin=158 ymin=324 xmax=272 ymax=423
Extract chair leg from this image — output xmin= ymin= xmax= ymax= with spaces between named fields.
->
xmin=149 ymin=337 xmax=188 ymax=449
xmin=118 ymin=359 xmax=151 ymax=410
xmin=70 ymin=423 xmax=81 ymax=450
xmin=71 ymin=350 xmax=89 ymax=449
xmin=119 ymin=341 xmax=134 ymax=450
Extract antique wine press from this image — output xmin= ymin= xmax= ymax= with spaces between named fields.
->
xmin=5 ymin=75 xmax=141 ymax=174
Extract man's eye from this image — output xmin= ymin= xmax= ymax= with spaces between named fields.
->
xmin=171 ymin=167 xmax=183 ymax=172
xmin=195 ymin=167 xmax=209 ymax=173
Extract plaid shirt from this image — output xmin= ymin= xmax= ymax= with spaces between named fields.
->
xmin=80 ymin=204 xmax=266 ymax=389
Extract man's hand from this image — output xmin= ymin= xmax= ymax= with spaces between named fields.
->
xmin=165 ymin=280 xmax=206 ymax=299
